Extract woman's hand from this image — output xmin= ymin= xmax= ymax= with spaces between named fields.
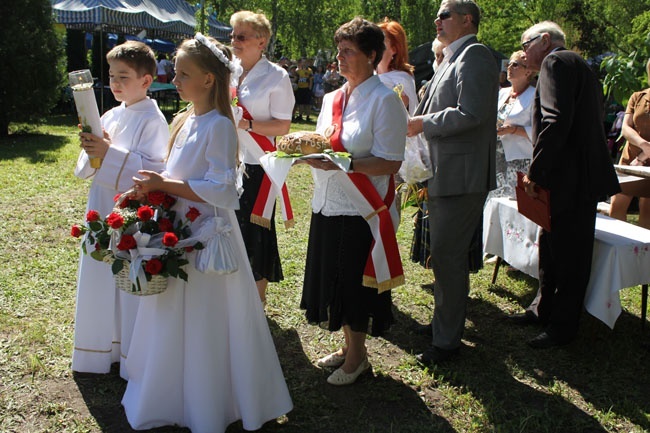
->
xmin=303 ymin=158 xmax=340 ymax=171
xmin=631 ymin=152 xmax=649 ymax=166
xmin=79 ymin=129 xmax=111 ymax=159
xmin=497 ymin=124 xmax=517 ymax=137
xmin=133 ymin=170 xmax=165 ymax=195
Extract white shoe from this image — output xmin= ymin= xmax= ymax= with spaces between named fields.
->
xmin=316 ymin=352 xmax=346 ymax=368
xmin=326 ymin=358 xmax=371 ymax=386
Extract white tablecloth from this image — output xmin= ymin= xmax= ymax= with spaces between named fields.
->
xmin=483 ymin=197 xmax=650 ymax=328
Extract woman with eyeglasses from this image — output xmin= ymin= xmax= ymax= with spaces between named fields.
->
xmin=491 ymin=50 xmax=536 ymax=198
xmin=229 ymin=11 xmax=295 ymax=306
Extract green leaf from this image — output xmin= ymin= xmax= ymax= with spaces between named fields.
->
xmin=166 ymin=257 xmax=179 ymax=277
xmin=88 ymin=221 xmax=104 ymax=231
xmin=178 ymin=268 xmax=188 ymax=282
xmin=90 ymin=250 xmax=104 ymax=262
xmin=112 ymin=259 xmax=124 ymax=275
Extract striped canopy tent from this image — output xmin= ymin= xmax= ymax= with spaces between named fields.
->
xmin=52 ymin=0 xmax=230 ymax=41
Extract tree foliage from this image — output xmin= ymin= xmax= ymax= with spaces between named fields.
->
xmin=24 ymin=0 xmax=650 ymax=124
xmin=0 ymin=0 xmax=66 ymax=137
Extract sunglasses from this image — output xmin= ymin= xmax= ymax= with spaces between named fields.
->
xmin=521 ymin=35 xmax=541 ymax=52
xmin=230 ymin=33 xmax=258 ymax=42
xmin=507 ymin=61 xmax=526 ymax=69
xmin=437 ymin=11 xmax=453 ymax=20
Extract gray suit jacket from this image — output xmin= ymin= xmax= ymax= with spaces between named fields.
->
xmin=416 ymin=36 xmax=498 ymax=197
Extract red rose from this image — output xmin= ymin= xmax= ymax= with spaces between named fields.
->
xmin=163 ymin=232 xmax=179 ymax=247
xmin=86 ymin=210 xmax=100 ymax=222
xmin=95 ymin=243 xmax=101 ymax=251
xmin=117 ymin=234 xmax=137 ymax=250
xmin=158 ymin=218 xmax=173 ymax=232
xmin=162 ymin=195 xmax=177 ymax=209
xmin=185 ymin=207 xmax=201 ymax=222
xmin=70 ymin=225 xmax=84 ymax=237
xmin=137 ymin=205 xmax=155 ymax=221
xmin=106 ymin=212 xmax=124 ymax=229
xmin=147 ymin=191 xmax=166 ymax=206
xmin=145 ymin=258 xmax=163 ymax=275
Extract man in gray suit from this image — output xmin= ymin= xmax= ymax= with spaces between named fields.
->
xmin=407 ymin=0 xmax=498 ymax=364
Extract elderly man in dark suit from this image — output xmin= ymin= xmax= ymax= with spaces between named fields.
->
xmin=407 ymin=0 xmax=498 ymax=364
xmin=514 ymin=21 xmax=620 ymax=348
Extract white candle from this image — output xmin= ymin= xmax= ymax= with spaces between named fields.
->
xmin=69 ymin=70 xmax=103 ymax=168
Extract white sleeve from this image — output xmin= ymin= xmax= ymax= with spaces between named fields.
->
xmin=93 ymin=115 xmax=168 ymax=192
xmin=370 ymin=91 xmax=407 ymax=161
xmin=189 ymin=117 xmax=239 ymax=209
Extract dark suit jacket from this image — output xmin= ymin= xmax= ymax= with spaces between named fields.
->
xmin=416 ymin=36 xmax=498 ymax=197
xmin=529 ymin=48 xmax=620 ymax=214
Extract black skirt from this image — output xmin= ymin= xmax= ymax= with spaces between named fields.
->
xmin=235 ymin=164 xmax=283 ymax=282
xmin=300 ymin=212 xmax=393 ymax=336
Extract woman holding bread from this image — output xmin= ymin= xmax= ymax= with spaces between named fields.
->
xmin=230 ymin=11 xmax=295 ymax=304
xmin=300 ymin=17 xmax=407 ymax=386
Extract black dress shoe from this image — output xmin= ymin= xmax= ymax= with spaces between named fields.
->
xmin=527 ymin=332 xmax=571 ymax=349
xmin=504 ymin=311 xmax=539 ymax=326
xmin=411 ymin=322 xmax=433 ymax=336
xmin=416 ymin=345 xmax=459 ymax=365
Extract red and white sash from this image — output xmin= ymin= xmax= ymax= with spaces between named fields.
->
xmin=330 ymin=90 xmax=404 ymax=292
xmin=235 ymin=90 xmax=294 ymax=229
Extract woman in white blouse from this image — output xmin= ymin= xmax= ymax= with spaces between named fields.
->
xmin=300 ymin=18 xmax=407 ymax=386
xmin=230 ymin=11 xmax=295 ymax=304
xmin=492 ymin=50 xmax=535 ymax=197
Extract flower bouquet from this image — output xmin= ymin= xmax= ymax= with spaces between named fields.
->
xmin=71 ymin=190 xmax=204 ymax=295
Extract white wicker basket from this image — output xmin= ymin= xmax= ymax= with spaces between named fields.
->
xmin=114 ymin=260 xmax=167 ymax=296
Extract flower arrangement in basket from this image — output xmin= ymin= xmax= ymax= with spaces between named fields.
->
xmin=71 ymin=190 xmax=204 ymax=295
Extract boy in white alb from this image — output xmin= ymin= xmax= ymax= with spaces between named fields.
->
xmin=72 ymin=41 xmax=169 ymax=380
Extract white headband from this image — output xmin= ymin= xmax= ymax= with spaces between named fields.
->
xmin=194 ymin=32 xmax=243 ymax=82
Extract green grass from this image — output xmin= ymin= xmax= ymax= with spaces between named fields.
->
xmin=0 ymin=115 xmax=649 ymax=433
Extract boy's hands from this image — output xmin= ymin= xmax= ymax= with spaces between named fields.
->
xmin=79 ymin=129 xmax=111 ymax=159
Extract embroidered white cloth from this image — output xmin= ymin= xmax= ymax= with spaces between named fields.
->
xmin=483 ymin=197 xmax=650 ymax=329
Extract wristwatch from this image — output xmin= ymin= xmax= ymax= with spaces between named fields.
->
xmin=245 ymin=119 xmax=253 ymax=132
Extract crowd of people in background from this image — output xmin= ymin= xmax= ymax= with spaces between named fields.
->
xmin=153 ymin=48 xmax=347 ymax=122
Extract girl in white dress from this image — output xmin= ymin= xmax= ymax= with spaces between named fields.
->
xmin=122 ymin=34 xmax=292 ymax=433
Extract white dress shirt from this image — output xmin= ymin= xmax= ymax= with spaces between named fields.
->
xmin=497 ymin=85 xmax=534 ymax=161
xmin=235 ymin=57 xmax=295 ymax=165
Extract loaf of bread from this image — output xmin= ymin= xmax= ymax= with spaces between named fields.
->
xmin=276 ymin=131 xmax=331 ymax=155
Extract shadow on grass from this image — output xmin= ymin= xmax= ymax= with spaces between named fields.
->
xmin=73 ymin=366 xmax=189 ymax=433
xmin=488 ymin=267 xmax=539 ymax=309
xmin=384 ymin=282 xmax=649 ymax=432
xmin=464 ymin=297 xmax=647 ymax=432
xmin=73 ymin=317 xmax=452 ymax=433
xmin=0 ymin=133 xmax=69 ymax=164
xmin=252 ymin=319 xmax=456 ymax=433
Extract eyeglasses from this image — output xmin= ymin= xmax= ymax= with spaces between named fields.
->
xmin=521 ymin=35 xmax=541 ymax=52
xmin=437 ymin=11 xmax=453 ymax=20
xmin=230 ymin=33 xmax=258 ymax=42
xmin=507 ymin=61 xmax=526 ymax=69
